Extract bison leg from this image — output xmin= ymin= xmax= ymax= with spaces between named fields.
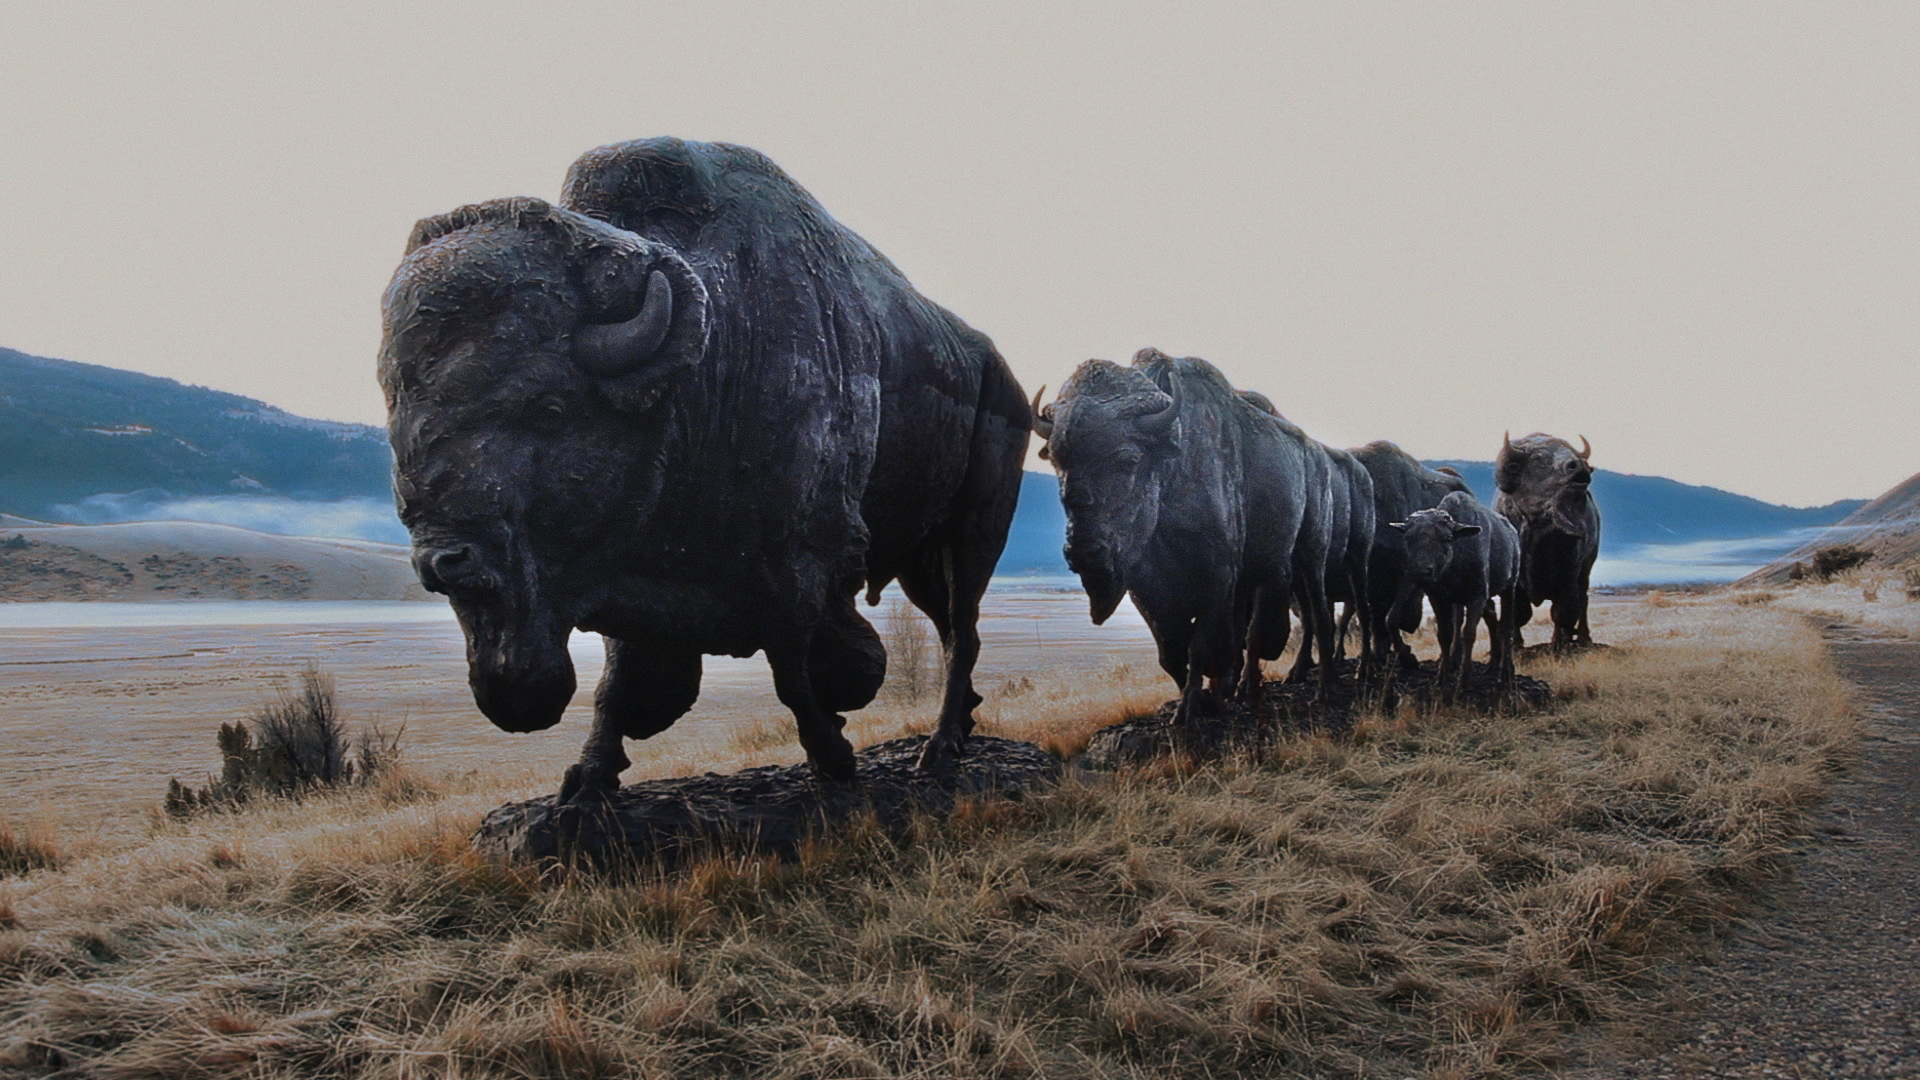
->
xmin=1141 ymin=604 xmax=1193 ymax=689
xmin=1432 ymin=600 xmax=1459 ymax=688
xmin=1491 ymin=591 xmax=1517 ymax=696
xmin=1176 ymin=607 xmax=1235 ymax=726
xmin=810 ymin=596 xmax=887 ymax=713
xmin=1285 ymin=595 xmax=1316 ymax=683
xmin=1237 ymin=588 xmax=1271 ymax=702
xmin=559 ymin=636 xmax=701 ymax=802
xmin=1481 ymin=599 xmax=1505 ymax=690
xmin=1383 ymin=580 xmax=1424 ymax=673
xmin=914 ymin=368 xmax=1025 ymax=775
xmin=767 ymin=639 xmax=858 ymax=783
xmin=1453 ymin=596 xmax=1486 ymax=703
xmin=915 ymin=560 xmax=991 ymax=775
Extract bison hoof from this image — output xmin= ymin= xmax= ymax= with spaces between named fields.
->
xmin=915 ymin=731 xmax=966 ymax=775
xmin=558 ymin=762 xmax=621 ymax=804
xmin=803 ymin=735 xmax=858 ymax=784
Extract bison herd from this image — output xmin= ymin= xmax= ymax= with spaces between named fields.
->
xmin=380 ymin=138 xmax=1600 ymax=795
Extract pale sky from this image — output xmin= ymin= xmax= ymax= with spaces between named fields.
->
xmin=2 ymin=2 xmax=1914 ymax=506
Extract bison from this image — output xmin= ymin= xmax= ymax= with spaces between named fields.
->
xmin=1227 ymin=390 xmax=1353 ymax=698
xmin=1033 ymin=349 xmax=1321 ymax=723
xmin=1388 ymin=490 xmax=1520 ymax=699
xmin=1494 ymin=432 xmax=1601 ymax=649
xmin=379 ymin=138 xmax=1029 ymax=797
xmin=1349 ymin=441 xmax=1472 ymax=669
xmin=1279 ymin=445 xmax=1375 ymax=688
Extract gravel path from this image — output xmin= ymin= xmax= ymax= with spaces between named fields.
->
xmin=1567 ymin=622 xmax=1920 ymax=1077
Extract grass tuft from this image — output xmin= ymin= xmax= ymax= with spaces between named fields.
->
xmin=0 ymin=821 xmax=60 ymax=877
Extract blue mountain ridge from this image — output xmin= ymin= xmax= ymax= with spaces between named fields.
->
xmin=0 ymin=347 xmax=1862 ymax=581
xmin=998 ymin=468 xmax=1864 ymax=576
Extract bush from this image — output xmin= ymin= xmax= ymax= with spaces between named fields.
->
xmin=881 ymin=594 xmax=935 ymax=703
xmin=1904 ymin=564 xmax=1920 ymax=601
xmin=1810 ymin=543 xmax=1872 ymax=581
xmin=165 ymin=666 xmax=404 ymax=817
xmin=0 ymin=821 xmax=60 ymax=877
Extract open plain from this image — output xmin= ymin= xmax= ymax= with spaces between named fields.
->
xmin=0 ymin=583 xmax=1167 ymax=841
xmin=1 ymin=591 xmax=1890 ymax=1077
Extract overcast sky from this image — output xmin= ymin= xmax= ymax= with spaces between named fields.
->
xmin=2 ymin=2 xmax=1913 ymax=506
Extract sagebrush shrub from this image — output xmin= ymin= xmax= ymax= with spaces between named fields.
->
xmin=1811 ymin=543 xmax=1872 ymax=580
xmin=165 ymin=666 xmax=403 ymax=817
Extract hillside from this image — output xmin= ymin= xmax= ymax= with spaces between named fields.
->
xmin=0 ymin=519 xmax=423 ymax=601
xmin=0 ymin=347 xmax=393 ymax=521
xmin=1740 ymin=470 xmax=1920 ymax=584
xmin=0 ymin=347 xmax=1866 ymax=584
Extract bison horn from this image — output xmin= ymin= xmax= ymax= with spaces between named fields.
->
xmin=572 ymin=269 xmax=674 ymax=376
xmin=1577 ymin=434 xmax=1592 ymax=461
xmin=1030 ymin=385 xmax=1053 ymax=440
xmin=1134 ymin=375 xmax=1180 ymax=437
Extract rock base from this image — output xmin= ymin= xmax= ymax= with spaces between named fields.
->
xmin=1083 ymin=660 xmax=1554 ymax=770
xmin=471 ymin=734 xmax=1059 ymax=868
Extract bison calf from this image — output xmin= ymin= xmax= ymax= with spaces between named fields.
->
xmin=1388 ymin=491 xmax=1520 ymax=700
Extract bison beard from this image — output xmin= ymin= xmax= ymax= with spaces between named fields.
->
xmin=380 ymin=140 xmax=1029 ymax=796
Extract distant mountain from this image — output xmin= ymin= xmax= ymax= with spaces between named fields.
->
xmin=999 ymin=472 xmax=1070 ymax=575
xmin=997 ymin=464 xmax=1866 ymax=577
xmin=1423 ymin=461 xmax=1863 ymax=550
xmin=1740 ymin=470 xmax=1920 ymax=584
xmin=1 ymin=348 xmax=1869 ymax=583
xmin=0 ymin=347 xmax=393 ymax=521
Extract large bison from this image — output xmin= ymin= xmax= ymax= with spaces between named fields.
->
xmin=1350 ymin=441 xmax=1471 ymax=668
xmin=1494 ymin=432 xmax=1601 ymax=649
xmin=1033 ymin=349 xmax=1322 ymax=722
xmin=1228 ymin=392 xmax=1370 ymax=695
xmin=379 ymin=138 xmax=1029 ymax=796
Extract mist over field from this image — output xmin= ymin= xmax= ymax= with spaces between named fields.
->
xmin=45 ymin=492 xmax=409 ymax=545
xmin=24 ymin=474 xmax=1860 ymax=586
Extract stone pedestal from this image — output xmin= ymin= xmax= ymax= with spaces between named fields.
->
xmin=471 ymin=734 xmax=1059 ymax=868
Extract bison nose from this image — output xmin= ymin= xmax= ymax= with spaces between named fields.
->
xmin=414 ymin=543 xmax=478 ymax=594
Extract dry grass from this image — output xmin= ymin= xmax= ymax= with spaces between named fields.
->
xmin=1767 ymin=572 xmax=1920 ymax=640
xmin=0 ymin=822 xmax=61 ymax=878
xmin=0 ymin=599 xmax=1857 ymax=1078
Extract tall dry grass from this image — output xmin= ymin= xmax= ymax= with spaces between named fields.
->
xmin=0 ymin=598 xmax=1857 ymax=1078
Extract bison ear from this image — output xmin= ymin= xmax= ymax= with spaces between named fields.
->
xmin=571 ymin=246 xmax=710 ymax=410
xmin=1451 ymin=524 xmax=1482 ymax=539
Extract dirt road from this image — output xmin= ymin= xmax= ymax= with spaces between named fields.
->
xmin=1571 ymin=622 xmax=1920 ymax=1077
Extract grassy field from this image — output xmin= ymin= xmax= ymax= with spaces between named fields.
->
xmin=0 ymin=596 xmax=1859 ymax=1078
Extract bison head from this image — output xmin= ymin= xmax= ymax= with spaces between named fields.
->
xmin=1495 ymin=432 xmax=1594 ymax=536
xmin=378 ymin=197 xmax=710 ymax=733
xmin=1032 ymin=360 xmax=1181 ymax=624
xmin=1388 ymin=508 xmax=1481 ymax=585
